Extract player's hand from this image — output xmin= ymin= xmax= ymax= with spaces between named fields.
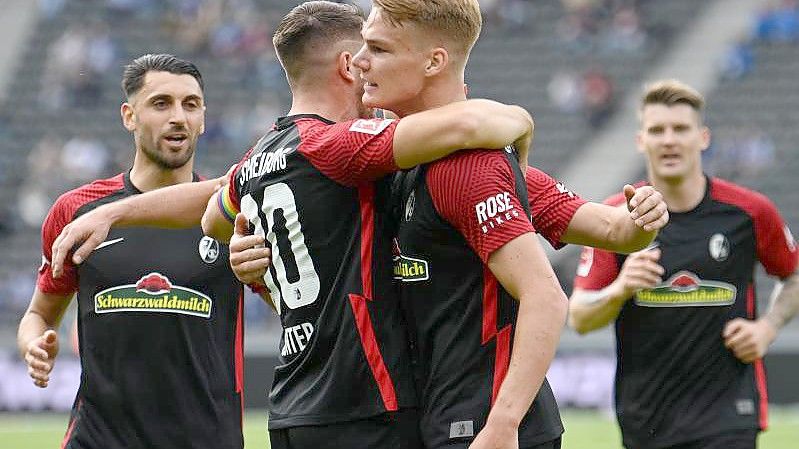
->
xmin=609 ymin=248 xmax=664 ymax=300
xmin=468 ymin=420 xmax=519 ymax=449
xmin=624 ymin=185 xmax=669 ymax=232
xmin=24 ymin=330 xmax=59 ymax=388
xmin=213 ymin=164 xmax=236 ymax=192
xmin=229 ymin=213 xmax=271 ymax=286
xmin=51 ymin=207 xmax=114 ymax=277
xmin=722 ymin=318 xmax=777 ymax=363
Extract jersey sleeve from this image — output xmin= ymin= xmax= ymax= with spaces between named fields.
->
xmin=572 ymin=246 xmax=621 ymax=290
xmin=296 ymin=118 xmax=399 ymax=186
xmin=218 ymin=148 xmax=255 ymax=222
xmin=525 ymin=166 xmax=587 ymax=249
xmin=37 ymin=195 xmax=79 ymax=296
xmin=752 ymin=197 xmax=798 ymax=277
xmin=427 ymin=150 xmax=535 ymax=263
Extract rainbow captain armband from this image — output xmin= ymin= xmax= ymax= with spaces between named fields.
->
xmin=218 ymin=186 xmax=240 ymax=223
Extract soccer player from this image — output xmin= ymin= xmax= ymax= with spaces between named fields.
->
xmin=48 ymin=3 xmax=538 ymax=448
xmin=569 ymin=79 xmax=799 ymax=449
xmin=17 ymin=54 xmax=246 ymax=449
xmin=348 ymin=1 xmax=663 ymax=448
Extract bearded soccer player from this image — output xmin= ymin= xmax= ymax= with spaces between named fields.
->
xmin=18 ymin=54 xmax=245 ymax=449
xmin=570 ymin=79 xmax=799 ymax=449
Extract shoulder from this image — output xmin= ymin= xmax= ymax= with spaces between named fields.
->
xmin=49 ymin=174 xmax=126 ymax=223
xmin=709 ymin=177 xmax=777 ymax=218
xmin=427 ymin=149 xmax=511 ymax=180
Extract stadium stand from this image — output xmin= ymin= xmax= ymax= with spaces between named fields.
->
xmin=1 ymin=0 xmax=796 ymax=353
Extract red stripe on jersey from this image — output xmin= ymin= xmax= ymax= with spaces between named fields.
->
xmin=234 ymin=290 xmax=245 ymax=421
xmin=746 ymin=284 xmax=756 ymax=318
xmin=745 ymin=283 xmax=769 ymax=429
xmin=349 ymin=294 xmax=398 ymax=411
xmin=754 ymin=359 xmax=769 ymax=430
xmin=61 ymin=398 xmax=82 ymax=449
xmin=481 ymin=267 xmax=498 ymax=344
xmin=492 ymin=325 xmax=513 ymax=406
xmin=358 ymin=185 xmax=375 ymax=299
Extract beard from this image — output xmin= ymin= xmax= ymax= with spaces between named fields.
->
xmin=141 ymin=140 xmax=196 ymax=169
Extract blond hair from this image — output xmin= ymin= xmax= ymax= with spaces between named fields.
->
xmin=372 ymin=0 xmax=482 ymax=57
xmin=640 ymin=79 xmax=705 ymax=121
xmin=273 ymin=1 xmax=364 ymax=84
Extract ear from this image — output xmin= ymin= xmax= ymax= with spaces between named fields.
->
xmin=338 ymin=51 xmax=357 ymax=84
xmin=200 ymin=105 xmax=207 ymax=135
xmin=699 ymin=126 xmax=710 ymax=152
xmin=424 ymin=47 xmax=448 ymax=77
xmin=635 ymin=130 xmax=646 ymax=153
xmin=121 ymin=102 xmax=135 ymax=132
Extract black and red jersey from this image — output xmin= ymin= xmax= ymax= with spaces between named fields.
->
xmin=524 ymin=166 xmax=586 ymax=249
xmin=574 ymin=176 xmax=798 ymax=449
xmin=225 ymin=115 xmax=417 ymax=429
xmin=38 ymin=173 xmax=243 ymax=449
xmin=394 ymin=150 xmax=575 ymax=448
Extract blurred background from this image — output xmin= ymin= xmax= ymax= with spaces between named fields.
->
xmin=0 ymin=0 xmax=797 ymax=447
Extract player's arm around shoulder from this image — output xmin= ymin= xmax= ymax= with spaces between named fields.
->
xmin=392 ymin=99 xmax=533 ymax=169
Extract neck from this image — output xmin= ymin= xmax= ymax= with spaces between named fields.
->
xmin=395 ymin=72 xmax=467 ymax=117
xmin=289 ymin=83 xmax=362 ymax=123
xmin=649 ymin=170 xmax=707 ymax=213
xmin=129 ymin=154 xmax=194 ymax=192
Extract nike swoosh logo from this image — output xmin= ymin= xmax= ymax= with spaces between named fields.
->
xmin=96 ymin=237 xmax=125 ymax=250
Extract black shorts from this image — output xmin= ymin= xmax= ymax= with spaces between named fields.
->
xmin=656 ymin=429 xmax=759 ymax=449
xmin=269 ymin=408 xmax=422 ymax=449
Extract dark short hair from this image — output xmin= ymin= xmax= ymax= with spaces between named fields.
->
xmin=273 ymin=1 xmax=364 ymax=84
xmin=121 ymin=54 xmax=204 ymax=99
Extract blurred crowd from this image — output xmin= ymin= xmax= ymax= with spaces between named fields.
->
xmin=0 ymin=0 xmax=793 ymax=333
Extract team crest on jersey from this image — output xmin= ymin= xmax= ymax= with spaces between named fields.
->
xmin=348 ymin=118 xmax=394 ymax=135
xmin=198 ymin=236 xmax=220 ymax=263
xmin=405 ymin=191 xmax=416 ymax=221
xmin=708 ymin=233 xmax=730 ymax=262
xmin=393 ymin=253 xmax=430 ymax=282
xmin=94 ymin=272 xmax=213 ymax=318
xmin=634 ymin=271 xmax=736 ymax=307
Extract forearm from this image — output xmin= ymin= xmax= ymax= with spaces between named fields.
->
xmin=568 ymin=284 xmax=629 ymax=334
xmin=489 ymin=291 xmax=567 ymax=427
xmin=392 ymin=99 xmax=532 ymax=168
xmin=763 ymin=272 xmax=799 ymax=330
xmin=110 ymin=179 xmax=224 ymax=229
xmin=606 ymin=208 xmax=658 ymax=254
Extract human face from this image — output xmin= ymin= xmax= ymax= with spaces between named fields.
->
xmin=122 ymin=71 xmax=205 ymax=170
xmin=352 ymin=8 xmax=430 ymax=117
xmin=636 ymin=103 xmax=709 ymax=183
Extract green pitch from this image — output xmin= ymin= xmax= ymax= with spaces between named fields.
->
xmin=1 ymin=408 xmax=796 ymax=448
